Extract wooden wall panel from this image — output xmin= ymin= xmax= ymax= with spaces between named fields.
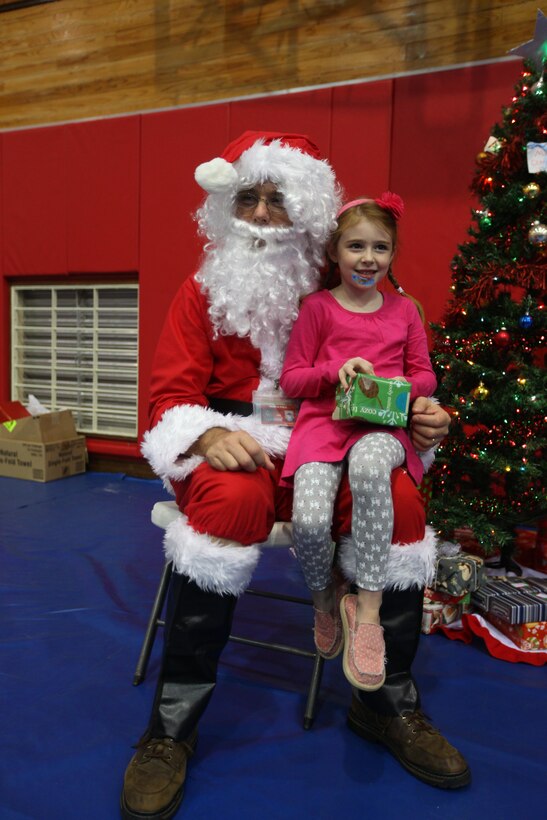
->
xmin=0 ymin=0 xmax=538 ymax=131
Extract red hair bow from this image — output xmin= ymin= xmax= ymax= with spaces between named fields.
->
xmin=375 ymin=192 xmax=405 ymax=220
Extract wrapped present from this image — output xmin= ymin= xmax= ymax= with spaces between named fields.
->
xmin=433 ymin=552 xmax=485 ymax=596
xmin=488 ymin=590 xmax=545 ymax=625
xmin=514 ymin=524 xmax=538 ymax=551
xmin=452 ymin=527 xmax=500 ymax=558
xmin=333 ymin=375 xmax=411 ymax=427
xmin=422 ymin=599 xmax=444 ymax=634
xmin=421 ymin=588 xmax=470 ymax=633
xmin=535 ymin=519 xmax=547 ymax=572
xmin=502 ymin=576 xmax=547 ymax=602
xmin=471 ymin=579 xmax=509 ymax=612
xmin=453 ymin=527 xmax=481 ymax=552
xmin=472 ymin=577 xmax=547 ymax=625
xmin=514 ymin=524 xmax=539 ymax=569
xmin=485 ymin=613 xmax=547 ymax=652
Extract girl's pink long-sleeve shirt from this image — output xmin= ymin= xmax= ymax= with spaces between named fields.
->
xmin=279 ymin=289 xmax=437 ymax=486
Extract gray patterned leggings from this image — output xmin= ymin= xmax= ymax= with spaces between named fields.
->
xmin=292 ymin=433 xmax=405 ymax=592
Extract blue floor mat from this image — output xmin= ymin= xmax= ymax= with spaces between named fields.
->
xmin=1 ymin=472 xmax=544 ymax=819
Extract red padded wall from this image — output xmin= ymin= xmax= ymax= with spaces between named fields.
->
xmin=66 ymin=117 xmax=140 ymax=272
xmin=0 ymin=134 xmax=7 ymax=398
xmin=229 ymin=88 xmax=333 ymax=151
xmin=390 ymin=61 xmax=522 ymax=329
xmin=138 ymin=105 xmax=230 ymax=437
xmin=2 ymin=125 xmax=68 ymax=276
xmin=331 ymin=81 xmax=393 ymax=199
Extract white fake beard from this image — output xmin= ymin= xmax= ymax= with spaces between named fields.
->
xmin=196 ymin=219 xmax=320 ymax=386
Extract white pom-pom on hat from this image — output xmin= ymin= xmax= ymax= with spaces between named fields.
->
xmin=194 ymin=157 xmax=239 ymax=193
xmin=194 ymin=131 xmax=324 ymax=194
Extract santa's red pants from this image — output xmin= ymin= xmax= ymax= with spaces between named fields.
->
xmin=173 ymin=461 xmax=425 ymax=546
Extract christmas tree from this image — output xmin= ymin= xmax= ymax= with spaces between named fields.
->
xmin=428 ymin=51 xmax=547 ymax=562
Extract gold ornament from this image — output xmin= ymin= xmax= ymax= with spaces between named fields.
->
xmin=523 ymin=181 xmax=540 ymax=198
xmin=471 ymin=381 xmax=489 ymax=400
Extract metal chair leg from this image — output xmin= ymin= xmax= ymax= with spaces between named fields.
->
xmin=132 ymin=558 xmax=325 ymax=727
xmin=132 ymin=561 xmax=173 ymax=686
xmin=303 ymin=652 xmax=325 ymax=729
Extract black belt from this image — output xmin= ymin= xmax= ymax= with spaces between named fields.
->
xmin=207 ymin=397 xmax=254 ymax=417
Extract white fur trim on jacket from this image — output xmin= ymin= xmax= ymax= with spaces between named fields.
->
xmin=338 ymin=525 xmax=438 ymax=591
xmin=418 ymin=446 xmax=436 ymax=473
xmin=141 ymin=403 xmax=291 ymax=482
xmin=165 ymin=513 xmax=260 ymax=596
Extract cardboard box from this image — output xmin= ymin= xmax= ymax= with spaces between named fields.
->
xmin=0 ymin=410 xmax=86 ymax=482
xmin=333 ymin=374 xmax=411 ymax=427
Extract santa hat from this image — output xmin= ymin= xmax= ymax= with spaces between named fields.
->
xmin=194 ymin=131 xmax=323 ymax=193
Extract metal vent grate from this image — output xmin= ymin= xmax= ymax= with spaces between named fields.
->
xmin=11 ymin=284 xmax=139 ymax=437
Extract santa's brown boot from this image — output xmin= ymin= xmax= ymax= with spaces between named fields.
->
xmin=120 ymin=730 xmax=197 ymax=819
xmin=347 ymin=695 xmax=470 ymax=789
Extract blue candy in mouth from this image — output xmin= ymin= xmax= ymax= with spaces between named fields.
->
xmin=351 ymin=272 xmax=375 ymax=287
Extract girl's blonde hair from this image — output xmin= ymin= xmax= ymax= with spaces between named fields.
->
xmin=325 ymin=200 xmax=425 ymax=322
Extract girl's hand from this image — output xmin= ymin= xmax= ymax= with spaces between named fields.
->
xmin=339 ymin=357 xmax=375 ymax=390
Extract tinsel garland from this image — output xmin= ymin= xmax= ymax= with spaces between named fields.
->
xmin=448 ymin=261 xmax=547 ymax=308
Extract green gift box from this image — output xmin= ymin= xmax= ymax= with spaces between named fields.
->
xmin=333 ymin=375 xmax=411 ymax=427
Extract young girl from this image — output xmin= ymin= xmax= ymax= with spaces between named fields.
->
xmin=279 ymin=194 xmax=437 ymax=691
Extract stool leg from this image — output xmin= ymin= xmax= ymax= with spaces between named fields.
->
xmin=133 ymin=561 xmax=173 ymax=686
xmin=303 ymin=652 xmax=325 ymax=730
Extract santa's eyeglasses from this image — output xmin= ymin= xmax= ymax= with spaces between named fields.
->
xmin=234 ymin=190 xmax=287 ymax=214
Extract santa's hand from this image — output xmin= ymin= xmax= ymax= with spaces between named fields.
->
xmin=339 ymin=357 xmax=375 ymax=390
xmin=192 ymin=428 xmax=275 ymax=472
xmin=410 ymin=397 xmax=450 ymax=452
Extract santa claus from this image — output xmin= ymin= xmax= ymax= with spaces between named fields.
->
xmin=121 ymin=132 xmax=469 ymax=820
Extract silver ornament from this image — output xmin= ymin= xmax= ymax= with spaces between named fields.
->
xmin=528 ymin=220 xmax=547 ymax=245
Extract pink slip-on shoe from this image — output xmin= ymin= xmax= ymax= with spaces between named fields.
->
xmin=313 ymin=573 xmax=350 ymax=660
xmin=340 ymin=594 xmax=386 ymax=691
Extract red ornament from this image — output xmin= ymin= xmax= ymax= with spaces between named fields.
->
xmin=535 ymin=112 xmax=547 ymax=135
xmin=500 ymin=137 xmax=524 ymax=172
xmin=476 ymin=174 xmax=494 ymax=194
xmin=494 ymin=329 xmax=511 ymax=347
